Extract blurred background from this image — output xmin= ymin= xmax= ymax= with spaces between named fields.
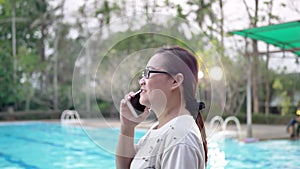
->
xmin=0 ymin=0 xmax=299 ymax=125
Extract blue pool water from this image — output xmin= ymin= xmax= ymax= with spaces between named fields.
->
xmin=0 ymin=122 xmax=299 ymax=169
xmin=0 ymin=122 xmax=144 ymax=169
xmin=208 ymin=138 xmax=300 ymax=169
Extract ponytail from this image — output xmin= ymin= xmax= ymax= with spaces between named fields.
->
xmin=195 ymin=109 xmax=208 ymax=165
xmin=186 ymin=100 xmax=208 ymax=165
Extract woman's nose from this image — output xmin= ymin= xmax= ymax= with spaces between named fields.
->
xmin=139 ymin=77 xmax=145 ymax=86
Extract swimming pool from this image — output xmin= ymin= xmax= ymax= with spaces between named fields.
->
xmin=0 ymin=122 xmax=299 ymax=169
xmin=208 ymin=138 xmax=300 ymax=169
xmin=0 ymin=122 xmax=129 ymax=169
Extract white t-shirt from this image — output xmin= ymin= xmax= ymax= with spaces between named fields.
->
xmin=130 ymin=115 xmax=206 ymax=169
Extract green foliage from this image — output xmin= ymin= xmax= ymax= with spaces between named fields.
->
xmin=251 ymin=113 xmax=293 ymax=125
xmin=0 ymin=0 xmax=51 ymax=111
xmin=0 ymin=111 xmax=61 ymax=121
xmin=280 ymin=91 xmax=291 ymax=116
xmin=0 ymin=50 xmax=15 ymax=109
xmin=272 ymin=78 xmax=283 ymax=90
xmin=272 ymin=73 xmax=300 ymax=115
xmin=95 ymin=0 xmax=120 ymax=24
xmin=97 ymin=100 xmax=111 ymax=116
xmin=17 ymin=46 xmax=40 ymax=73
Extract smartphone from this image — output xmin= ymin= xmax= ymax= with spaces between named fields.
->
xmin=126 ymin=90 xmax=146 ymax=117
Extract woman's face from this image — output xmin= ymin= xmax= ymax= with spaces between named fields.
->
xmin=139 ymin=53 xmax=174 ymax=109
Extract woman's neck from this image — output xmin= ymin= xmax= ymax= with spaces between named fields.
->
xmin=151 ymin=88 xmax=189 ymax=129
xmin=155 ymin=103 xmax=189 ymax=129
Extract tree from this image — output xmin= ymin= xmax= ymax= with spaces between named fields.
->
xmin=17 ymin=46 xmax=40 ymax=111
xmin=262 ymin=0 xmax=280 ymax=115
xmin=30 ymin=0 xmax=63 ymax=110
xmin=0 ymin=49 xmax=15 ymax=111
xmin=242 ymin=0 xmax=260 ymax=114
xmin=0 ymin=0 xmax=47 ymax=111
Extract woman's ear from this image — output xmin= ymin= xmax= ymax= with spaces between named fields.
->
xmin=171 ymin=73 xmax=184 ymax=90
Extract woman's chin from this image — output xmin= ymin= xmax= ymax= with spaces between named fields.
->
xmin=139 ymin=99 xmax=149 ymax=108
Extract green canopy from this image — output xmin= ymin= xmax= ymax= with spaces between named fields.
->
xmin=230 ymin=20 xmax=300 ymax=57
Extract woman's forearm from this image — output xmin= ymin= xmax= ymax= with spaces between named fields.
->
xmin=115 ymin=125 xmax=136 ymax=169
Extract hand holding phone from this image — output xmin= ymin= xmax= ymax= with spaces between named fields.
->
xmin=126 ymin=90 xmax=146 ymax=117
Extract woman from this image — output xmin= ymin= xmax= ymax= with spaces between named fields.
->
xmin=116 ymin=46 xmax=208 ymax=169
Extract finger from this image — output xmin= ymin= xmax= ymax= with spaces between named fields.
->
xmin=124 ymin=94 xmax=132 ymax=101
xmin=120 ymin=99 xmax=126 ymax=104
xmin=128 ymin=91 xmax=135 ymax=97
xmin=138 ymin=108 xmax=151 ymax=120
xmin=120 ymin=99 xmax=128 ymax=109
xmin=120 ymin=99 xmax=130 ymax=114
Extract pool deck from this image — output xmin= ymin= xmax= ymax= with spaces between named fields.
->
xmin=221 ymin=123 xmax=290 ymax=140
xmin=0 ymin=119 xmax=290 ymax=141
xmin=77 ymin=119 xmax=290 ymax=141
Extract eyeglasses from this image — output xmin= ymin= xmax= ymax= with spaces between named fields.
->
xmin=142 ymin=68 xmax=170 ymax=79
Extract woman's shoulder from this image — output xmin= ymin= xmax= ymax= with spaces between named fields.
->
xmin=144 ymin=115 xmax=201 ymax=146
xmin=162 ymin=115 xmax=201 ymax=146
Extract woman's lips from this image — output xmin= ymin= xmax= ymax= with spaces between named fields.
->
xmin=141 ymin=89 xmax=146 ymax=94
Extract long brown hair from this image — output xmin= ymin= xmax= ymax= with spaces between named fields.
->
xmin=155 ymin=46 xmax=208 ymax=164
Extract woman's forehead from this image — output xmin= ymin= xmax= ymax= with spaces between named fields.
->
xmin=146 ymin=54 xmax=168 ymax=69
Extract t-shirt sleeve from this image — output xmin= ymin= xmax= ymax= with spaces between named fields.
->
xmin=133 ymin=131 xmax=149 ymax=153
xmin=161 ymin=143 xmax=205 ymax=169
xmin=134 ymin=143 xmax=141 ymax=153
xmin=134 ymin=138 xmax=143 ymax=153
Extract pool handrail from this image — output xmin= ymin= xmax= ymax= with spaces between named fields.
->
xmin=222 ymin=116 xmax=241 ymax=135
xmin=60 ymin=110 xmax=80 ymax=124
xmin=209 ymin=115 xmax=242 ymax=138
xmin=209 ymin=115 xmax=224 ymax=129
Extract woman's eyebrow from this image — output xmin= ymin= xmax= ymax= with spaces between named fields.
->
xmin=146 ymin=66 xmax=165 ymax=70
xmin=146 ymin=66 xmax=157 ymax=69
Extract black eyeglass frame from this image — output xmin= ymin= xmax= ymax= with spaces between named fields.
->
xmin=142 ymin=68 xmax=171 ymax=79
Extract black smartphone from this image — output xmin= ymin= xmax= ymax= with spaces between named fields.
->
xmin=130 ymin=90 xmax=146 ymax=113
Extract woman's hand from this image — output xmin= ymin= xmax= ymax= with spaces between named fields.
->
xmin=119 ymin=92 xmax=151 ymax=129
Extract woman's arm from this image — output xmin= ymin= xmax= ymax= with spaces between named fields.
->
xmin=116 ymin=95 xmax=150 ymax=169
xmin=116 ymin=125 xmax=135 ymax=169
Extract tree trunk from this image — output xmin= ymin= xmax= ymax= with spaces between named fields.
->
xmin=264 ymin=0 xmax=274 ymax=115
xmin=25 ymin=92 xmax=31 ymax=112
xmin=242 ymin=0 xmax=260 ymax=114
xmin=235 ymin=92 xmax=246 ymax=115
xmin=39 ymin=25 xmax=47 ymax=95
xmin=85 ymin=46 xmax=91 ymax=116
xmin=11 ymin=2 xmax=17 ymax=82
xmin=53 ymin=33 xmax=59 ymax=111
xmin=219 ymin=0 xmax=224 ymax=57
xmin=252 ymin=40 xmax=260 ymax=114
xmin=52 ymin=0 xmax=66 ymax=111
xmin=251 ymin=0 xmax=260 ymax=114
xmin=11 ymin=2 xmax=17 ymax=111
xmin=265 ymin=46 xmax=270 ymax=115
